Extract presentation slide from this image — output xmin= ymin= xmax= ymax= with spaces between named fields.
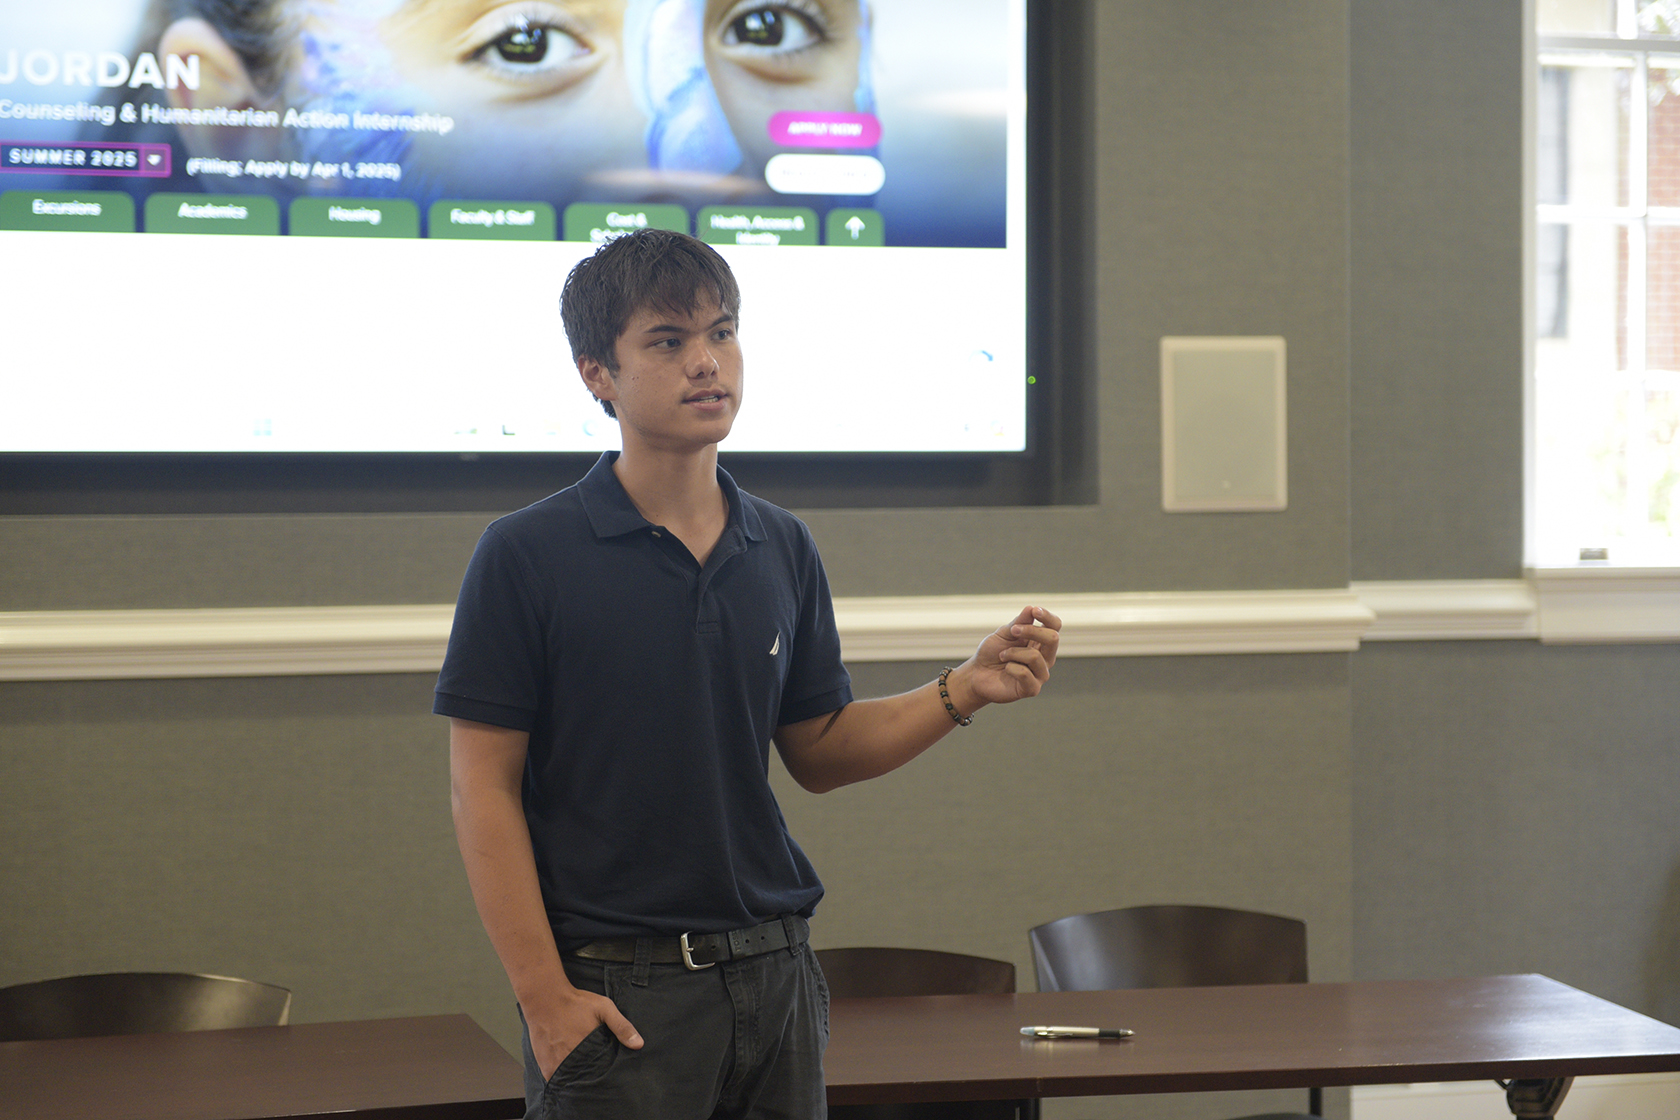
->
xmin=0 ymin=0 xmax=1028 ymax=453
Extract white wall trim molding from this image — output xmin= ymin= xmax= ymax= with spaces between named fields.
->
xmin=1 ymin=575 xmax=1675 ymax=681
xmin=837 ymin=589 xmax=1373 ymax=662
xmin=0 ymin=589 xmax=1373 ymax=682
xmin=1351 ymin=580 xmax=1538 ymax=641
xmin=1531 ymin=565 xmax=1680 ymax=643
xmin=0 ymin=605 xmax=455 ymax=682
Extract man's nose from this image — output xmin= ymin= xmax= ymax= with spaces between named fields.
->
xmin=688 ymin=341 xmax=721 ymax=377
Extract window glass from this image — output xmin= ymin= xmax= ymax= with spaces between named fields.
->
xmin=1534 ymin=0 xmax=1680 ymax=561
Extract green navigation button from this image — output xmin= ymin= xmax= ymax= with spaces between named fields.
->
xmin=429 ymin=200 xmax=555 ymax=240
xmin=564 ymin=203 xmax=688 ymax=243
xmin=825 ymin=208 xmax=884 ymax=246
xmin=145 ymin=193 xmax=279 ymax=235
xmin=290 ymin=197 xmax=419 ymax=238
xmin=0 ymin=190 xmax=135 ymax=233
xmin=698 ymin=206 xmax=818 ymax=247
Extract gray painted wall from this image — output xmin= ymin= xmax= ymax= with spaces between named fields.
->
xmin=1351 ymin=0 xmax=1525 ymax=581
xmin=1344 ymin=0 xmax=1680 ymax=1044
xmin=1352 ymin=642 xmax=1680 ymax=1028
xmin=3 ymin=4 xmax=1677 ymax=1120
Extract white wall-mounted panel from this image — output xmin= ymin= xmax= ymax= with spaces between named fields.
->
xmin=1162 ymin=336 xmax=1288 ymax=511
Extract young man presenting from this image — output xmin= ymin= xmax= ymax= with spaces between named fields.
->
xmin=436 ymin=229 xmax=1060 ymax=1119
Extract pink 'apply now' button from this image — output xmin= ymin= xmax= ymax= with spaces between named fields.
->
xmin=768 ymin=111 xmax=881 ymax=148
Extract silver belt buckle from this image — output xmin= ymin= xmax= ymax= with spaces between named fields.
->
xmin=680 ymin=932 xmax=715 ymax=970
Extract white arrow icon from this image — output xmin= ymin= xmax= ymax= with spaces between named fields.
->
xmin=146 ymin=153 xmax=161 ymax=166
xmin=845 ymin=215 xmax=865 ymax=240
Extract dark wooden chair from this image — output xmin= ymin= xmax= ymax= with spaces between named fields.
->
xmin=1028 ymin=905 xmax=1320 ymax=1119
xmin=816 ymin=946 xmax=1017 ymax=999
xmin=817 ymin=947 xmax=1035 ymax=1120
xmin=0 ymin=971 xmax=292 ymax=1042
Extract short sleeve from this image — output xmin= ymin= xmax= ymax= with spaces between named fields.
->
xmin=775 ymin=526 xmax=852 ymax=727
xmin=433 ymin=525 xmax=549 ymax=733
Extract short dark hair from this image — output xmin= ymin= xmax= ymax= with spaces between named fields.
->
xmin=560 ymin=229 xmax=742 ymax=418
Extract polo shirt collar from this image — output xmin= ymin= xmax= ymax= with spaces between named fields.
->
xmin=576 ymin=451 xmax=765 ymax=543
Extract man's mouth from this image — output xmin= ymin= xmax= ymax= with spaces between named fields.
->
xmin=686 ymin=393 xmax=726 ymax=404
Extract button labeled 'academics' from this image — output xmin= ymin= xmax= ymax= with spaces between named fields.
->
xmin=145 ymin=192 xmax=280 ymax=235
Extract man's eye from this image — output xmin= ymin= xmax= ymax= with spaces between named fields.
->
xmin=723 ymin=7 xmax=824 ymax=52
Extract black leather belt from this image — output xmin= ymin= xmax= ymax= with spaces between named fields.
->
xmin=568 ymin=916 xmax=808 ymax=971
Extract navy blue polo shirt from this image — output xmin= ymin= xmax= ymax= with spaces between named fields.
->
xmin=434 ymin=452 xmax=852 ymax=947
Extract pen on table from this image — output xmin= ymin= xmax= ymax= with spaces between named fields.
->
xmin=1021 ymin=1025 xmax=1133 ymax=1040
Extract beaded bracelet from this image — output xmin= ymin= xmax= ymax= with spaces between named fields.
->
xmin=938 ymin=667 xmax=973 ymax=726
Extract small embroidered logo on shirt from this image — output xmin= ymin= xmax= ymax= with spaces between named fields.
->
xmin=769 ymin=633 xmax=780 ymax=656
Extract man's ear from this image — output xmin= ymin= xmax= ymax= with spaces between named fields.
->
xmin=578 ymin=355 xmax=619 ymax=405
xmin=158 ymin=18 xmax=287 ymax=163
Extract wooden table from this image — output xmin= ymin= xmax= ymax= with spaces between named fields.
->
xmin=825 ymin=974 xmax=1680 ymax=1118
xmin=0 ymin=1013 xmax=524 ymax=1120
xmin=5 ymin=977 xmax=1676 ymax=1120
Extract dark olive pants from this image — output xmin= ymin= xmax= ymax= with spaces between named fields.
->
xmin=520 ymin=943 xmax=829 ymax=1119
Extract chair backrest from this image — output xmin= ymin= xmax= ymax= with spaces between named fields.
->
xmin=817 ymin=947 xmax=1016 ymax=999
xmin=819 ymin=948 xmax=1027 ymax=1120
xmin=1029 ymin=905 xmax=1307 ymax=993
xmin=0 ymin=972 xmax=292 ymax=1042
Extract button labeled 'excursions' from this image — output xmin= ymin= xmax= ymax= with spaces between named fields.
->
xmin=0 ymin=189 xmax=135 ymax=232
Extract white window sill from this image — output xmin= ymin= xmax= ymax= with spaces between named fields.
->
xmin=1528 ymin=565 xmax=1680 ymax=643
